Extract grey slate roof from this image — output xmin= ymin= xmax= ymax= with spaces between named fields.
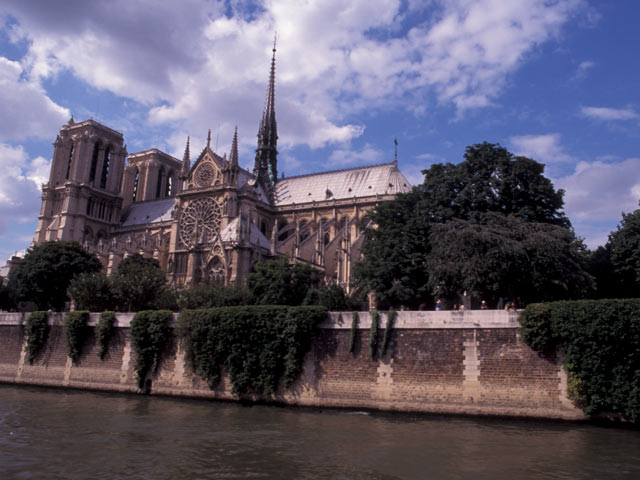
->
xmin=121 ymin=198 xmax=175 ymax=227
xmin=274 ymin=162 xmax=411 ymax=206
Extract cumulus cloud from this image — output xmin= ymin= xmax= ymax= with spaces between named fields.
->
xmin=509 ymin=133 xmax=573 ymax=165
xmin=1 ymin=0 xmax=583 ymax=151
xmin=327 ymin=144 xmax=384 ymax=167
xmin=0 ymin=143 xmax=46 ymax=233
xmin=0 ymin=57 xmax=69 ymax=141
xmin=580 ymin=106 xmax=639 ymax=121
xmin=555 ymin=157 xmax=640 ymax=248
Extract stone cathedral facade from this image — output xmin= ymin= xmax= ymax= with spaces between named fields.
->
xmin=33 ymin=48 xmax=411 ymax=292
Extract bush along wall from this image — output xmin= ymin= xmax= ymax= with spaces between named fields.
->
xmin=130 ymin=310 xmax=173 ymax=391
xmin=381 ymin=309 xmax=396 ymax=355
xmin=349 ymin=312 xmax=359 ymax=354
xmin=25 ymin=311 xmax=49 ymax=364
xmin=64 ymin=311 xmax=89 ymax=364
xmin=176 ymin=305 xmax=327 ymax=396
xmin=96 ymin=311 xmax=116 ymax=360
xmin=519 ymin=299 xmax=640 ymax=422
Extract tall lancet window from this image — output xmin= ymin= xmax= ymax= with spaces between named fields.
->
xmin=65 ymin=142 xmax=74 ymax=180
xmin=132 ymin=168 xmax=140 ymax=202
xmin=89 ymin=142 xmax=100 ymax=183
xmin=156 ymin=167 xmax=165 ymax=198
xmin=100 ymin=147 xmax=111 ymax=188
xmin=166 ymin=171 xmax=173 ymax=197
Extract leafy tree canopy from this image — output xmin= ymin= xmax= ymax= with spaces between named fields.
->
xmin=607 ymin=208 xmax=640 ymax=297
xmin=8 ymin=241 xmax=102 ymax=310
xmin=110 ymin=254 xmax=167 ymax=311
xmin=247 ymin=256 xmax=321 ymax=306
xmin=355 ymin=142 xmax=591 ymax=308
xmin=68 ymin=272 xmax=115 ymax=312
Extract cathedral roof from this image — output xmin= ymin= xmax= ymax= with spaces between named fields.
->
xmin=121 ymin=198 xmax=175 ymax=227
xmin=273 ymin=162 xmax=412 ymax=206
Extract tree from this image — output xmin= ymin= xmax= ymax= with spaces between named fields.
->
xmin=608 ymin=208 xmax=640 ymax=297
xmin=354 ymin=142 xmax=592 ymax=308
xmin=176 ymin=283 xmax=253 ymax=310
xmin=247 ymin=256 xmax=321 ymax=306
xmin=68 ymin=272 xmax=115 ymax=311
xmin=8 ymin=241 xmax=102 ymax=310
xmin=110 ymin=254 xmax=167 ymax=311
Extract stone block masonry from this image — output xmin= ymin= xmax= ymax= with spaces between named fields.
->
xmin=0 ymin=311 xmax=586 ymax=420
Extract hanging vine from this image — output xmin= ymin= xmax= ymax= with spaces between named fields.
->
xmin=130 ymin=310 xmax=173 ymax=391
xmin=25 ymin=311 xmax=49 ymax=364
xmin=96 ymin=311 xmax=116 ymax=360
xmin=381 ymin=309 xmax=396 ymax=355
xmin=64 ymin=311 xmax=90 ymax=363
xmin=349 ymin=311 xmax=359 ymax=354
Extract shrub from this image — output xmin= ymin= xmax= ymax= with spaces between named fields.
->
xmin=520 ymin=299 xmax=640 ymax=422
xmin=130 ymin=310 xmax=173 ymax=390
xmin=68 ymin=272 xmax=114 ymax=311
xmin=96 ymin=311 xmax=116 ymax=360
xmin=64 ymin=311 xmax=89 ymax=363
xmin=176 ymin=306 xmax=326 ymax=395
xmin=176 ymin=283 xmax=253 ymax=310
xmin=25 ymin=311 xmax=49 ymax=363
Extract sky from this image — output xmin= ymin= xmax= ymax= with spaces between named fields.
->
xmin=0 ymin=0 xmax=639 ymax=263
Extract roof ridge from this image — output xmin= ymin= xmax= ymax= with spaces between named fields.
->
xmin=276 ymin=161 xmax=396 ymax=182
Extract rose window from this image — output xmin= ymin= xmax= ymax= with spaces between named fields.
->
xmin=179 ymin=198 xmax=222 ymax=248
xmin=195 ymin=163 xmax=215 ymax=187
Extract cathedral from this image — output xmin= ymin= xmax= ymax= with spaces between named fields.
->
xmin=33 ymin=46 xmax=411 ymax=292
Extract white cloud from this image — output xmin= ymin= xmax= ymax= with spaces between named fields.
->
xmin=580 ymin=106 xmax=638 ymax=121
xmin=327 ymin=144 xmax=384 ymax=167
xmin=0 ymin=143 xmax=45 ymax=233
xmin=0 ymin=57 xmax=69 ymax=141
xmin=1 ymin=0 xmax=583 ymax=150
xmin=555 ymin=157 xmax=640 ymax=248
xmin=509 ymin=133 xmax=573 ymax=164
xmin=574 ymin=60 xmax=595 ymax=80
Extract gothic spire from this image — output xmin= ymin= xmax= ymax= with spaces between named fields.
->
xmin=394 ymin=138 xmax=398 ymax=166
xmin=182 ymin=136 xmax=191 ymax=176
xmin=253 ymin=35 xmax=278 ymax=198
xmin=230 ymin=126 xmax=239 ymax=167
xmin=207 ymin=129 xmax=212 ymax=149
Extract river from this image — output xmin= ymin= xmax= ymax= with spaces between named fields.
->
xmin=1 ymin=385 xmax=639 ymax=479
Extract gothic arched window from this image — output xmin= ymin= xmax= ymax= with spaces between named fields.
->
xmin=89 ymin=142 xmax=100 ymax=183
xmin=100 ymin=147 xmax=111 ymax=188
xmin=156 ymin=166 xmax=165 ymax=198
xmin=132 ymin=168 xmax=140 ymax=202
xmin=65 ymin=141 xmax=74 ymax=180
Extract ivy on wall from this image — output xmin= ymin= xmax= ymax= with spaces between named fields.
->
xmin=130 ymin=310 xmax=173 ymax=391
xmin=176 ymin=306 xmax=326 ymax=396
xmin=349 ymin=312 xmax=359 ymax=354
xmin=369 ymin=310 xmax=379 ymax=360
xmin=25 ymin=311 xmax=49 ymax=363
xmin=381 ymin=309 xmax=396 ymax=355
xmin=96 ymin=311 xmax=116 ymax=360
xmin=520 ymin=299 xmax=640 ymax=422
xmin=64 ymin=311 xmax=89 ymax=363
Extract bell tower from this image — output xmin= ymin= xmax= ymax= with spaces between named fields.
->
xmin=34 ymin=118 xmax=126 ymax=248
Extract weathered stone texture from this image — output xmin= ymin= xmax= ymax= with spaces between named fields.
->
xmin=0 ymin=311 xmax=586 ymax=420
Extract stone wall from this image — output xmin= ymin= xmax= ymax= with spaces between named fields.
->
xmin=0 ymin=311 xmax=585 ymax=420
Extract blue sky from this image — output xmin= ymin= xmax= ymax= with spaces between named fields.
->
xmin=0 ymin=0 xmax=639 ymax=264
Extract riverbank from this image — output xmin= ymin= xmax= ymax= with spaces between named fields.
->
xmin=0 ymin=310 xmax=585 ymax=421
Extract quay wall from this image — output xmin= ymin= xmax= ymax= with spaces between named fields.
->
xmin=0 ymin=311 xmax=585 ymax=420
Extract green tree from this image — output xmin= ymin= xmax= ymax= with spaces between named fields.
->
xmin=111 ymin=254 xmax=167 ymax=311
xmin=608 ymin=208 xmax=640 ymax=297
xmin=247 ymin=256 xmax=321 ymax=306
xmin=68 ymin=272 xmax=115 ymax=311
xmin=176 ymin=283 xmax=253 ymax=309
xmin=8 ymin=241 xmax=102 ymax=310
xmin=0 ymin=276 xmax=17 ymax=311
xmin=355 ymin=142 xmax=591 ymax=308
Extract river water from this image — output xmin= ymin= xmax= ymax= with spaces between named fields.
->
xmin=1 ymin=385 xmax=640 ymax=480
